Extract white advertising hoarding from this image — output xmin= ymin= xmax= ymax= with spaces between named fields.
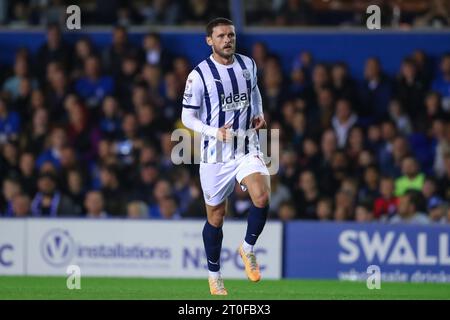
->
xmin=0 ymin=219 xmax=25 ymax=275
xmin=26 ymin=219 xmax=282 ymax=279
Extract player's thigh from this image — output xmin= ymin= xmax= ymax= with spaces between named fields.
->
xmin=200 ymin=162 xmax=235 ymax=215
xmin=236 ymin=154 xmax=271 ymax=206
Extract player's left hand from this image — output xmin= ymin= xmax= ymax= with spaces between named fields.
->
xmin=252 ymin=115 xmax=267 ymax=130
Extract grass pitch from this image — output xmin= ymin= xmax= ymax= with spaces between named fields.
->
xmin=0 ymin=276 xmax=449 ymax=300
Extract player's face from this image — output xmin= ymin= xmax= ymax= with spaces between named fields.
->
xmin=207 ymin=25 xmax=236 ymax=59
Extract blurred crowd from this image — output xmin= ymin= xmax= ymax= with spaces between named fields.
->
xmin=0 ymin=24 xmax=450 ymax=224
xmin=0 ymin=0 xmax=449 ymax=28
xmin=245 ymin=0 xmax=450 ymax=27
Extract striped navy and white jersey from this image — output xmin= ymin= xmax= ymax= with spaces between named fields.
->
xmin=183 ymin=53 xmax=263 ymax=163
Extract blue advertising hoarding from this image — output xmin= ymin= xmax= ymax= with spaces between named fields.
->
xmin=285 ymin=222 xmax=450 ymax=282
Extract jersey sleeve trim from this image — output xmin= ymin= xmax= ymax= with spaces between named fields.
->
xmin=183 ymin=104 xmax=200 ymax=109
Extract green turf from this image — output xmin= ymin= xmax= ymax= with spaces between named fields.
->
xmin=0 ymin=276 xmax=449 ymax=300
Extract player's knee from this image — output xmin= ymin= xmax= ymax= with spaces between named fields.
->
xmin=208 ymin=215 xmax=224 ymax=228
xmin=253 ymin=191 xmax=270 ymax=208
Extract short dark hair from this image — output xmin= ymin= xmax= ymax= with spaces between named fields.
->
xmin=206 ymin=18 xmax=234 ymax=37
xmin=405 ymin=189 xmax=425 ymax=212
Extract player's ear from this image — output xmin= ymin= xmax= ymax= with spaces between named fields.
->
xmin=206 ymin=36 xmax=213 ymax=47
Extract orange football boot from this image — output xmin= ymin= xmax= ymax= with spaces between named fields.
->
xmin=238 ymin=244 xmax=261 ymax=282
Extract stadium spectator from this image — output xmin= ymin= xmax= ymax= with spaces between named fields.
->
xmin=1 ymin=141 xmax=21 ymax=178
xmin=374 ymin=176 xmax=399 ymax=220
xmin=359 ymin=57 xmax=392 ymax=121
xmin=261 ymin=56 xmax=287 ymax=121
xmin=75 ymin=55 xmax=114 ymax=110
xmin=127 ymin=200 xmax=149 ymax=219
xmin=158 ymin=195 xmax=181 ymax=219
xmin=358 ymin=165 xmax=380 ymax=204
xmin=98 ymin=165 xmax=127 ymax=217
xmin=298 ymin=136 xmax=321 ymax=175
xmin=65 ymin=169 xmax=86 ymax=213
xmin=149 ymin=179 xmax=173 ymax=218
xmin=346 ymin=126 xmax=365 ymax=168
xmin=268 ymin=175 xmax=291 ymax=218
xmin=395 ymin=156 xmax=425 ymax=196
xmin=31 ymin=172 xmax=80 ymax=217
xmin=35 ymin=126 xmax=67 ymax=169
xmin=424 ymin=92 xmax=445 ymax=129
xmin=35 ymin=24 xmax=71 ymax=83
xmin=432 ymin=118 xmax=450 ymax=177
xmin=331 ymin=62 xmax=358 ymax=108
xmin=1 ymin=176 xmax=22 ymax=217
xmin=2 ymin=54 xmax=36 ymax=102
xmin=394 ymin=57 xmax=427 ymax=122
xmin=251 ymin=42 xmax=269 ymax=78
xmin=142 ymin=32 xmax=173 ymax=73
xmin=11 ymin=193 xmax=31 ymax=217
xmin=295 ymin=170 xmax=319 ymax=219
xmin=437 ymin=153 xmax=450 ymax=200
xmin=47 ymin=65 xmax=72 ymax=122
xmin=432 ymin=53 xmax=450 ymax=112
xmin=18 ymin=152 xmax=37 ymax=197
xmin=277 ymin=200 xmax=298 ymax=221
xmin=422 ymin=176 xmax=439 ymax=207
xmin=316 ymin=197 xmax=333 ymax=221
xmin=334 ymin=189 xmax=354 ymax=221
xmin=279 ymin=149 xmax=299 ymax=192
xmin=427 ymin=196 xmax=447 ymax=223
xmin=354 ymin=201 xmax=374 ymax=223
xmin=171 ymin=166 xmax=192 ymax=214
xmin=182 ymin=178 xmax=207 ymax=218
xmin=72 ymin=37 xmax=96 ymax=80
xmin=0 ymin=97 xmax=20 ymax=144
xmin=332 ymin=98 xmax=358 ymax=148
xmin=390 ymin=190 xmax=429 ymax=224
xmin=102 ymin=25 xmax=140 ymax=77
xmin=414 ymin=0 xmax=450 ymax=27
xmin=130 ymin=161 xmax=160 ymax=203
xmin=84 ymin=190 xmax=108 ymax=218
xmin=116 ymin=53 xmax=140 ymax=105
xmin=388 ymin=99 xmax=413 ymax=135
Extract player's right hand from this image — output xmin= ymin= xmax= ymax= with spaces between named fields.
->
xmin=216 ymin=124 xmax=234 ymax=142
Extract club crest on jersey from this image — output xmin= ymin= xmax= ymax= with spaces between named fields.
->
xmin=242 ymin=69 xmax=251 ymax=80
xmin=220 ymin=92 xmax=249 ymax=112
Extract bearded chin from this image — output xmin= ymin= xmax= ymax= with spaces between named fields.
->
xmin=215 ymin=47 xmax=234 ymax=59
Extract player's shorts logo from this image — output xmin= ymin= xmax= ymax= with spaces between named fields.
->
xmin=242 ymin=70 xmax=251 ymax=80
xmin=41 ymin=229 xmax=75 ymax=267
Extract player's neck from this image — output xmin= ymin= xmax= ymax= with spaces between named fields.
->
xmin=211 ymin=53 xmax=234 ymax=66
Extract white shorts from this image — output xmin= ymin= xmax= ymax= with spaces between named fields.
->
xmin=199 ymin=152 xmax=270 ymax=206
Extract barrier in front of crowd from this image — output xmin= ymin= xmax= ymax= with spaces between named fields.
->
xmin=0 ymin=218 xmax=282 ymax=279
xmin=284 ymin=221 xmax=450 ymax=282
xmin=1 ymin=218 xmax=449 ymax=282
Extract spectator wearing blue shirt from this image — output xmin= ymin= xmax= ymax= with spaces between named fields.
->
xmin=99 ymin=96 xmax=122 ymax=139
xmin=432 ymin=53 xmax=450 ymax=112
xmin=0 ymin=97 xmax=20 ymax=144
xmin=75 ymin=55 xmax=114 ymax=110
xmin=35 ymin=126 xmax=67 ymax=169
